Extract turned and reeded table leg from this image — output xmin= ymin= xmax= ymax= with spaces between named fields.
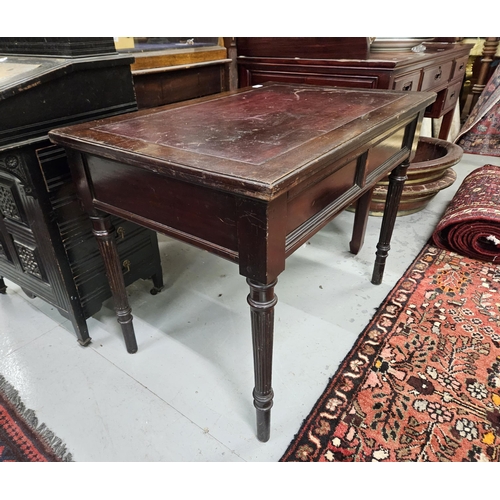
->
xmin=90 ymin=212 xmax=137 ymax=354
xmin=247 ymin=278 xmax=278 ymax=442
xmin=372 ymin=159 xmax=410 ymax=285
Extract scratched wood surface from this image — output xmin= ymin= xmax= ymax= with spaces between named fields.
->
xmin=49 ymin=83 xmax=436 ymax=199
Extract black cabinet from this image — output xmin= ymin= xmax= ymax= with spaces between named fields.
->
xmin=0 ymin=39 xmax=163 ymax=346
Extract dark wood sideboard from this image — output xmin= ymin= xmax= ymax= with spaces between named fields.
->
xmin=236 ymin=38 xmax=472 ymax=141
xmin=0 ymin=38 xmax=163 ymax=346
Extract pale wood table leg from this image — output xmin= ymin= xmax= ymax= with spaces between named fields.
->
xmin=470 ymin=38 xmax=500 ymax=111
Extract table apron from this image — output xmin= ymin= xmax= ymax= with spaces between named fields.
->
xmin=86 ymin=154 xmax=241 ymax=262
xmin=84 ymin=118 xmax=415 ymax=273
xmin=285 ymin=146 xmax=410 ymax=255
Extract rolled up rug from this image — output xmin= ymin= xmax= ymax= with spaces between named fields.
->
xmin=432 ymin=164 xmax=500 ymax=262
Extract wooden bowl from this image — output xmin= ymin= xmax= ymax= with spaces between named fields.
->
xmin=369 ymin=168 xmax=458 ymax=216
xmin=349 ymin=136 xmax=463 ymax=216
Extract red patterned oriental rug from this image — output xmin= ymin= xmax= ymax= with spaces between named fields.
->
xmin=0 ymin=374 xmax=73 ymax=461
xmin=280 ymin=244 xmax=500 ymax=462
xmin=432 ymin=164 xmax=500 ymax=262
xmin=455 ymin=63 xmax=500 ymax=157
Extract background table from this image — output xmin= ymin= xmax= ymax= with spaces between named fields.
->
xmin=49 ymin=83 xmax=435 ymax=441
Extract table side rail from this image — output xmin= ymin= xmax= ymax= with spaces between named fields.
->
xmin=84 ymin=154 xmax=240 ymax=262
xmin=285 ymin=146 xmax=411 ymax=257
xmin=284 ymin=117 xmax=417 ymax=256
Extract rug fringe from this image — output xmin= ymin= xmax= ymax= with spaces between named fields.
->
xmin=0 ymin=374 xmax=74 ymax=462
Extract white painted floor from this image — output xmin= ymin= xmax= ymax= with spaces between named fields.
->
xmin=1 ymin=152 xmax=499 ymax=462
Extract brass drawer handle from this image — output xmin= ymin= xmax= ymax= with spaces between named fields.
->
xmin=434 ymin=67 xmax=442 ymax=81
xmin=122 ymin=259 xmax=131 ymax=274
xmin=117 ymin=226 xmax=125 ymax=240
xmin=402 ymin=81 xmax=413 ymax=91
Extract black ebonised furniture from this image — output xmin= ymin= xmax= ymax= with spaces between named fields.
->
xmin=0 ymin=38 xmax=163 ymax=346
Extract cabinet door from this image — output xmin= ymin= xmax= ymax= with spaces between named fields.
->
xmin=0 ymin=179 xmax=19 ymax=264
xmin=0 ymin=173 xmax=48 ymax=283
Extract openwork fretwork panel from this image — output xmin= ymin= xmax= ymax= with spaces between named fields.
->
xmin=14 ymin=242 xmax=43 ymax=280
xmin=0 ymin=185 xmax=21 ymax=221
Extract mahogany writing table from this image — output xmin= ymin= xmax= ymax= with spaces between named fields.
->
xmin=49 ymin=83 xmax=435 ymax=442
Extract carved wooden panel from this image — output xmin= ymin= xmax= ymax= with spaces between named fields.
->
xmin=13 ymin=241 xmax=44 ymax=280
xmin=0 ymin=184 xmax=21 ymax=221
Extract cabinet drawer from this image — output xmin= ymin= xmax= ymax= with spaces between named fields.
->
xmin=393 ymin=71 xmax=421 ymax=91
xmin=442 ymin=80 xmax=463 ymax=113
xmin=424 ymin=79 xmax=462 ymax=118
xmin=452 ymin=55 xmax=469 ymax=81
xmin=420 ymin=61 xmax=453 ymax=91
xmin=246 ymin=69 xmax=379 ymax=89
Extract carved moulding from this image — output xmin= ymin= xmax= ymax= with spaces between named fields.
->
xmin=0 ymin=152 xmax=35 ymax=197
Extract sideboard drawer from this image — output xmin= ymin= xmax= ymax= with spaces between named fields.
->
xmin=420 ymin=61 xmax=453 ymax=91
xmin=243 ymin=68 xmax=380 ymax=89
xmin=442 ymin=79 xmax=463 ymax=112
xmin=452 ymin=55 xmax=469 ymax=81
xmin=393 ymin=71 xmax=421 ymax=91
xmin=425 ymin=78 xmax=462 ymax=118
